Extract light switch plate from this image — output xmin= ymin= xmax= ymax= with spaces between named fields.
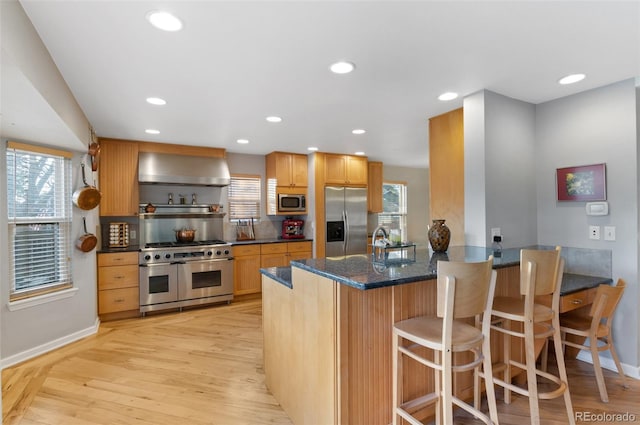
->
xmin=604 ymin=226 xmax=616 ymax=241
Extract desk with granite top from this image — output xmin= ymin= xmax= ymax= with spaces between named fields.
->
xmin=260 ymin=246 xmax=612 ymax=425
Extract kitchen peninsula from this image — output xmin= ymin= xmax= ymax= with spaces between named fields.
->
xmin=260 ymin=246 xmax=612 ymax=425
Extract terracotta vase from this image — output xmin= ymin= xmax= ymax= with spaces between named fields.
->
xmin=428 ymin=219 xmax=451 ymax=252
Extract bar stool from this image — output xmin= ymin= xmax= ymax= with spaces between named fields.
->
xmin=490 ymin=246 xmax=575 ymax=425
xmin=392 ymin=256 xmax=499 ymax=425
xmin=554 ymin=279 xmax=628 ymax=402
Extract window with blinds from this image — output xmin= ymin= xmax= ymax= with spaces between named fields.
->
xmin=378 ymin=181 xmax=408 ymax=241
xmin=6 ymin=142 xmax=73 ymax=300
xmin=228 ymin=174 xmax=261 ymax=221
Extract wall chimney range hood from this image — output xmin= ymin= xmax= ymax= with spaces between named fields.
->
xmin=138 ymin=152 xmax=231 ymax=186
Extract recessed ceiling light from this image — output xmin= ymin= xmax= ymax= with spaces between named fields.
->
xmin=145 ymin=129 xmax=160 ymax=135
xmin=438 ymin=92 xmax=458 ymax=101
xmin=266 ymin=116 xmax=282 ymax=123
xmin=236 ymin=139 xmax=249 ymax=144
xmin=355 ymin=151 xmax=365 ymax=156
xmin=558 ymin=74 xmax=586 ymax=85
xmin=146 ymin=97 xmax=167 ymax=105
xmin=146 ymin=11 xmax=183 ymax=32
xmin=307 ymin=147 xmax=319 ymax=152
xmin=352 ymin=129 xmax=366 ymax=135
xmin=330 ymin=61 xmax=355 ymax=74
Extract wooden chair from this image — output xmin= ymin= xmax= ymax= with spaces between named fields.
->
xmin=392 ymin=256 xmax=499 ymax=425
xmin=490 ymin=246 xmax=575 ymax=425
xmin=557 ymin=279 xmax=628 ymax=402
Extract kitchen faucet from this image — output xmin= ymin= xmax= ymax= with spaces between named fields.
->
xmin=372 ymin=225 xmax=389 ymax=247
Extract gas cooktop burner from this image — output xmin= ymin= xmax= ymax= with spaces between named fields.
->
xmin=145 ymin=239 xmax=228 ymax=248
xmin=140 ymin=239 xmax=233 ymax=264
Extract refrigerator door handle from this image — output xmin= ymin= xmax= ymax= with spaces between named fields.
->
xmin=343 ymin=210 xmax=348 ymax=253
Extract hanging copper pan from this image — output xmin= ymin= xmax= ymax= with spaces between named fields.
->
xmin=72 ymin=163 xmax=101 ymax=210
xmin=77 ymin=217 xmax=97 ymax=252
xmin=88 ymin=142 xmax=100 ymax=171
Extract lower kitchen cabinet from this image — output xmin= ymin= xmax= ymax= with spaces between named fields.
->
xmin=233 ymin=244 xmax=262 ymax=296
xmin=286 ymin=240 xmax=313 ymax=262
xmin=260 ymin=243 xmax=289 ymax=269
xmin=233 ymin=241 xmax=313 ymax=296
xmin=97 ymin=252 xmax=139 ymax=318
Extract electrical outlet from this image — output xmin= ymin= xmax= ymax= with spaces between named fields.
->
xmin=589 ymin=225 xmax=600 ymax=240
xmin=130 ymin=230 xmax=137 ymax=240
xmin=491 ymin=228 xmax=501 ymax=238
xmin=604 ymin=226 xmax=616 ymax=241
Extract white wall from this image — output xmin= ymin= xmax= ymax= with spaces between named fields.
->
xmin=1 ymin=0 xmax=97 ymax=368
xmin=535 ymin=79 xmax=639 ymax=370
xmin=464 ymin=90 xmax=538 ymax=248
xmin=1 ymin=149 xmax=99 ymax=368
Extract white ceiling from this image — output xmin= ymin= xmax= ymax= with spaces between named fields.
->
xmin=9 ymin=1 xmax=640 ymax=167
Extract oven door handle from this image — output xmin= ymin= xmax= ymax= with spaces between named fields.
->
xmin=139 ymin=261 xmax=185 ymax=267
xmin=179 ymin=258 xmax=234 ymax=266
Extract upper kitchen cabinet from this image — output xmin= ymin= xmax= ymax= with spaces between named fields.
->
xmin=367 ymin=161 xmax=383 ymax=213
xmin=324 ymin=153 xmax=368 ymax=185
xmin=99 ymin=138 xmax=139 ymax=216
xmin=266 ymin=152 xmax=308 ymax=187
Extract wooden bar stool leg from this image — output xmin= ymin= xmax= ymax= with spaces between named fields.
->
xmin=609 ymin=338 xmax=629 ymax=388
xmin=442 ymin=348 xmax=453 ymax=425
xmin=392 ymin=333 xmax=401 ymax=425
xmin=434 ymin=348 xmax=442 ymax=425
xmin=482 ymin=335 xmax=500 ymax=424
xmin=503 ymin=319 xmax=512 ymax=404
xmin=591 ymin=338 xmax=609 ymax=402
xmin=524 ymin=320 xmax=541 ymax=425
xmin=552 ymin=314 xmax=576 ymax=425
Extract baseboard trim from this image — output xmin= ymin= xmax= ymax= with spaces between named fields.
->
xmin=576 ymin=350 xmax=640 ymax=380
xmin=1 ymin=317 xmax=100 ymax=370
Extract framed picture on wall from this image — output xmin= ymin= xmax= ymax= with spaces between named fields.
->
xmin=556 ymin=163 xmax=606 ymax=201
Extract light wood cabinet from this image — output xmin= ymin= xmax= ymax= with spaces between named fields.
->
xmin=266 ymin=152 xmax=308 ymax=187
xmin=233 ymin=245 xmax=262 ymax=296
xmin=98 ymin=139 xmax=139 ymax=216
xmin=233 ymin=241 xmax=313 ymax=295
xmin=429 ymin=108 xmax=464 ymax=246
xmin=367 ymin=161 xmax=383 ymax=213
xmin=97 ymin=252 xmax=139 ymax=316
xmin=286 ymin=241 xmax=313 ymax=262
xmin=324 ymin=153 xmax=368 ymax=185
xmin=260 ymin=243 xmax=289 ymax=269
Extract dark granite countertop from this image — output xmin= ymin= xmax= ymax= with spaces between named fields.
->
xmin=274 ymin=245 xmax=612 ymax=293
xmin=260 ymin=266 xmax=293 ymax=288
xmin=231 ymin=238 xmax=313 ymax=246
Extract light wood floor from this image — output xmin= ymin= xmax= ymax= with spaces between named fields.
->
xmin=3 ymin=298 xmax=638 ymax=425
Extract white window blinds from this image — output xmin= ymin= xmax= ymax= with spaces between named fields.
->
xmin=378 ymin=181 xmax=408 ymax=242
xmin=228 ymin=175 xmax=261 ymax=220
xmin=6 ymin=142 xmax=73 ymax=299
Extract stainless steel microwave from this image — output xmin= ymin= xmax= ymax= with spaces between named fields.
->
xmin=278 ymin=193 xmax=306 ymax=212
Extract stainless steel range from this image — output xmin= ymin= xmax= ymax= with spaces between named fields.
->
xmin=139 ymin=240 xmax=233 ymax=313
xmin=138 ymin=204 xmax=233 ymax=314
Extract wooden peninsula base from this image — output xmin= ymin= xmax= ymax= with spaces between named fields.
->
xmin=263 ymin=266 xmax=523 ymax=424
xmin=262 ymin=247 xmax=610 ymax=425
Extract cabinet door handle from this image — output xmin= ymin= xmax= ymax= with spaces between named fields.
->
xmin=114 ymin=298 xmax=125 ymax=303
xmin=114 ymin=275 xmax=124 ymax=279
xmin=571 ymin=299 xmax=583 ymax=305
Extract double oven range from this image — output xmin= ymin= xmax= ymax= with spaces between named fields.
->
xmin=137 ymin=204 xmax=233 ymax=314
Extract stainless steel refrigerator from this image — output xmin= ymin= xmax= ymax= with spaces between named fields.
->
xmin=325 ymin=186 xmax=368 ymax=257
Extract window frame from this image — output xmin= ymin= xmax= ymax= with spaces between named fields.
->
xmin=6 ymin=141 xmax=74 ymax=301
xmin=378 ymin=180 xmax=408 ymax=242
xmin=227 ymin=173 xmax=262 ymax=222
